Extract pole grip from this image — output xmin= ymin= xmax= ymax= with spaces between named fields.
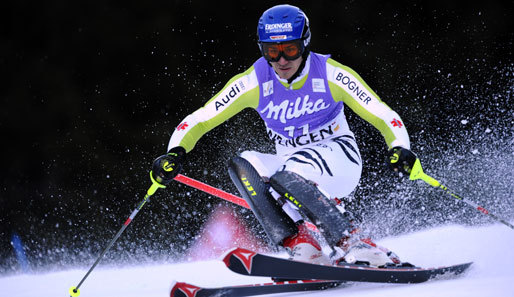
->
xmin=149 ymin=171 xmax=166 ymax=195
xmin=409 ymin=159 xmax=440 ymax=187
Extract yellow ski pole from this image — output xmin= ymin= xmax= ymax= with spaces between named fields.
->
xmin=69 ymin=172 xmax=166 ymax=297
xmin=409 ymin=159 xmax=514 ymax=230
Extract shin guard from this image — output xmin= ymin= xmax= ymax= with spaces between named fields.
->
xmin=270 ymin=170 xmax=353 ymax=247
xmin=228 ymin=157 xmax=297 ymax=247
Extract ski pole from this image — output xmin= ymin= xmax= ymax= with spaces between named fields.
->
xmin=174 ymin=174 xmax=250 ymax=209
xmin=69 ymin=172 xmax=166 ymax=297
xmin=409 ymin=158 xmax=514 ymax=230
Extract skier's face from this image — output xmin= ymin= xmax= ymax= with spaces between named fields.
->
xmin=270 ymin=56 xmax=303 ymax=80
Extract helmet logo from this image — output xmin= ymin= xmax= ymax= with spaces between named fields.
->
xmin=265 ymin=23 xmax=293 ymax=33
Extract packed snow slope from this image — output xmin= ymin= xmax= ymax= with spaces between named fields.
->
xmin=1 ymin=223 xmax=513 ymax=297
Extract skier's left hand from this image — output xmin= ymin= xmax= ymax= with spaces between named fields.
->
xmin=151 ymin=146 xmax=186 ymax=185
xmin=387 ymin=147 xmax=416 ymax=175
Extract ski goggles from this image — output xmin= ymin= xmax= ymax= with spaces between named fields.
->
xmin=261 ymin=40 xmax=304 ymax=62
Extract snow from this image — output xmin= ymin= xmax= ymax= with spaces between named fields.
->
xmin=1 ymin=223 xmax=513 ymax=297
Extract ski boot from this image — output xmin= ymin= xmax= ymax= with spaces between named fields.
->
xmin=334 ymin=235 xmax=403 ymax=267
xmin=282 ymin=222 xmax=331 ymax=265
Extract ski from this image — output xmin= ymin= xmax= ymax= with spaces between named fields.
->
xmin=170 ymin=279 xmax=343 ymax=297
xmin=223 ymin=247 xmax=473 ymax=284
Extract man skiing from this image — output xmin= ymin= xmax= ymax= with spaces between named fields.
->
xmin=151 ymin=4 xmax=416 ymax=267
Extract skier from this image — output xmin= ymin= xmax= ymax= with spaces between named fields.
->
xmin=151 ymin=4 xmax=416 ymax=267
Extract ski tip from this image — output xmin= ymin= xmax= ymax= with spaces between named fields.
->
xmin=170 ymin=281 xmax=202 ymax=297
xmin=221 ymin=247 xmax=260 ymax=275
xmin=221 ymin=247 xmax=254 ymax=267
xmin=169 ymin=280 xmax=176 ymax=297
xmin=220 ymin=247 xmax=239 ymax=262
xmin=168 ymin=280 xmax=177 ymax=295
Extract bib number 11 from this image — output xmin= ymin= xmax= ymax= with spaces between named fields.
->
xmin=284 ymin=124 xmax=309 ymax=137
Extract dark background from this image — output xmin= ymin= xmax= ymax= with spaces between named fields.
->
xmin=1 ymin=0 xmax=513 ymax=273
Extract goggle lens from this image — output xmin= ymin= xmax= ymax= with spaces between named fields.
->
xmin=262 ymin=40 xmax=303 ymax=62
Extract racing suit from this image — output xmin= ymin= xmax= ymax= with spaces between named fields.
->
xmin=168 ymin=52 xmax=410 ymax=222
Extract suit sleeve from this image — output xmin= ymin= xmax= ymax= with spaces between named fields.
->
xmin=326 ymin=58 xmax=410 ymax=149
xmin=167 ymin=66 xmax=260 ymax=152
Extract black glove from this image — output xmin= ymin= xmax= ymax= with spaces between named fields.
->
xmin=151 ymin=146 xmax=186 ymax=185
xmin=387 ymin=146 xmax=416 ymax=175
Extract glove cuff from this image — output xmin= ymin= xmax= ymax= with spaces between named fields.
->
xmin=167 ymin=146 xmax=186 ymax=157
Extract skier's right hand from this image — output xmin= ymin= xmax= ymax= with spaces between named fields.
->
xmin=387 ymin=146 xmax=416 ymax=175
xmin=151 ymin=146 xmax=186 ymax=185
